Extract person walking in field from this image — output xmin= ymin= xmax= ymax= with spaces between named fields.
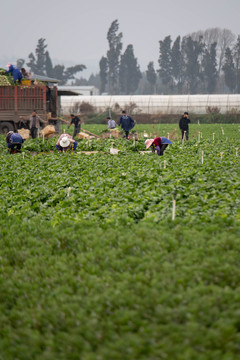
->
xmin=29 ymin=110 xmax=47 ymax=139
xmin=56 ymin=133 xmax=78 ymax=152
xmin=68 ymin=114 xmax=81 ymax=138
xmin=6 ymin=131 xmax=24 ymax=153
xmin=145 ymin=136 xmax=172 ymax=156
xmin=118 ymin=110 xmax=135 ymax=139
xmin=179 ymin=111 xmax=191 ymax=140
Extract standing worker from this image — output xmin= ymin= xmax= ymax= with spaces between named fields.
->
xmin=179 ymin=112 xmax=191 ymax=140
xmin=6 ymin=131 xmax=24 ymax=153
xmin=29 ymin=110 xmax=47 ymax=139
xmin=145 ymin=136 xmax=172 ymax=156
xmin=69 ymin=114 xmax=81 ymax=138
xmin=118 ymin=110 xmax=135 ymax=139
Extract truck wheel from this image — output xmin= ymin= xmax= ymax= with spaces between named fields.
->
xmin=0 ymin=122 xmax=14 ymax=134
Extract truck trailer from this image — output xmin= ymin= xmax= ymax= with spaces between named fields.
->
xmin=0 ymin=84 xmax=57 ymax=133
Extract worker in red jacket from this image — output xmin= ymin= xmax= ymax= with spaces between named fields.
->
xmin=145 ymin=136 xmax=172 ymax=156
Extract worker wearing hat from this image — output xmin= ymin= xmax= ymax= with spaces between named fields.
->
xmin=56 ymin=133 xmax=78 ymax=152
xmin=145 ymin=136 xmax=172 ymax=156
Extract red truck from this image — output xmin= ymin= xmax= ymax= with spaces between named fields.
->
xmin=0 ymin=84 xmax=57 ymax=133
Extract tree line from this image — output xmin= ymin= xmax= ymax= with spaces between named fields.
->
xmin=17 ymin=21 xmax=240 ymax=94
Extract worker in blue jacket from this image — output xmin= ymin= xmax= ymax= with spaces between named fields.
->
xmin=5 ymin=63 xmax=23 ymax=84
xmin=6 ymin=131 xmax=24 ymax=153
xmin=118 ymin=110 xmax=135 ymax=139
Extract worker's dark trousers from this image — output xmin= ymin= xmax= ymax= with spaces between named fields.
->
xmin=8 ymin=144 xmax=22 ymax=153
xmin=124 ymin=130 xmax=129 ymax=139
xmin=156 ymin=144 xmax=168 ymax=156
xmin=31 ymin=127 xmax=38 ymax=139
xmin=181 ymin=129 xmax=189 ymax=140
xmin=73 ymin=126 xmax=81 ymax=138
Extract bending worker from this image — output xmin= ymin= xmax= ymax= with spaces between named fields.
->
xmin=6 ymin=131 xmax=24 ymax=153
xmin=56 ymin=133 xmax=78 ymax=152
xmin=145 ymin=136 xmax=172 ymax=156
xmin=5 ymin=63 xmax=23 ymax=84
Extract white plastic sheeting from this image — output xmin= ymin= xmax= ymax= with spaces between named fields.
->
xmin=60 ymin=94 xmax=240 ymax=115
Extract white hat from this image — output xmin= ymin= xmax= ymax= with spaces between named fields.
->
xmin=145 ymin=139 xmax=154 ymax=149
xmin=60 ymin=136 xmax=71 ymax=148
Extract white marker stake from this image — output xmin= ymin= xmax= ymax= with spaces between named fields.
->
xmin=212 ymin=133 xmax=215 ymax=141
xmin=198 ymin=119 xmax=200 ymax=125
xmin=64 ymin=129 xmax=66 ymax=134
xmin=172 ymin=194 xmax=176 ymax=221
xmin=236 ymin=147 xmax=238 ymax=156
xmin=201 ymin=132 xmax=203 ymax=139
xmin=221 ymin=128 xmax=225 ymax=135
xmin=198 ymin=131 xmax=201 ymax=142
xmin=22 ymin=152 xmax=25 ymax=159
xmin=164 ymin=160 xmax=166 ymax=169
xmin=167 ymin=132 xmax=170 ymax=139
xmin=201 ymin=150 xmax=204 ymax=164
xmin=220 ymin=152 xmax=223 ymax=160
xmin=67 ymin=187 xmax=71 ymax=197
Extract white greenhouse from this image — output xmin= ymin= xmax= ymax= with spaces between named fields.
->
xmin=60 ymin=94 xmax=240 ymax=115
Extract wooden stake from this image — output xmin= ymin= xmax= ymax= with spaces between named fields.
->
xmin=220 ymin=152 xmax=224 ymax=159
xmin=221 ymin=128 xmax=224 ymax=135
xmin=67 ymin=187 xmax=71 ymax=197
xmin=212 ymin=133 xmax=215 ymax=140
xmin=201 ymin=150 xmax=204 ymax=164
xmin=172 ymin=193 xmax=177 ymax=221
xmin=167 ymin=132 xmax=170 ymax=139
xmin=198 ymin=131 xmax=201 ymax=141
xmin=22 ymin=152 xmax=25 ymax=159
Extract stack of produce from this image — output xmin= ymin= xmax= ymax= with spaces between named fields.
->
xmin=0 ymin=74 xmax=11 ymax=86
xmin=0 ymin=68 xmax=14 ymax=85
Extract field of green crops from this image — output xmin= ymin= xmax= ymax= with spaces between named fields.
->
xmin=0 ymin=124 xmax=240 ymax=359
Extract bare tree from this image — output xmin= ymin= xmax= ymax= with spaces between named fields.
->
xmin=188 ymin=28 xmax=236 ymax=73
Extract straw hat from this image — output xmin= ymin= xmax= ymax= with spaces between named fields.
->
xmin=60 ymin=136 xmax=71 ymax=148
xmin=145 ymin=139 xmax=154 ymax=149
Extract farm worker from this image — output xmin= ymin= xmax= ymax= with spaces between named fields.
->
xmin=4 ymin=63 xmax=23 ymax=84
xmin=6 ymin=131 xmax=24 ymax=153
xmin=29 ymin=110 xmax=47 ymax=139
xmin=56 ymin=133 xmax=78 ymax=152
xmin=107 ymin=116 xmax=117 ymax=129
xmin=179 ymin=112 xmax=191 ymax=140
xmin=118 ymin=110 xmax=135 ymax=139
xmin=21 ymin=68 xmax=32 ymax=79
xmin=68 ymin=114 xmax=81 ymax=138
xmin=145 ymin=137 xmax=172 ymax=156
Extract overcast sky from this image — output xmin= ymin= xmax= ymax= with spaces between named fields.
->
xmin=1 ymin=0 xmax=240 ymax=77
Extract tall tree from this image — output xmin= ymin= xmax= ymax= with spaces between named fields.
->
xmin=119 ymin=45 xmax=142 ymax=94
xmin=99 ymin=56 xmax=108 ymax=94
xmin=222 ymin=47 xmax=236 ymax=93
xmin=45 ymin=51 xmax=54 ymax=78
xmin=106 ymin=20 xmax=123 ymax=95
xmin=27 ymin=38 xmax=47 ymax=75
xmin=202 ymin=42 xmax=218 ymax=93
xmin=171 ymin=36 xmax=183 ymax=92
xmin=233 ymin=35 xmax=240 ymax=93
xmin=158 ymin=35 xmax=172 ymax=90
xmin=182 ymin=36 xmax=204 ymax=93
xmin=146 ymin=61 xmax=157 ymax=94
